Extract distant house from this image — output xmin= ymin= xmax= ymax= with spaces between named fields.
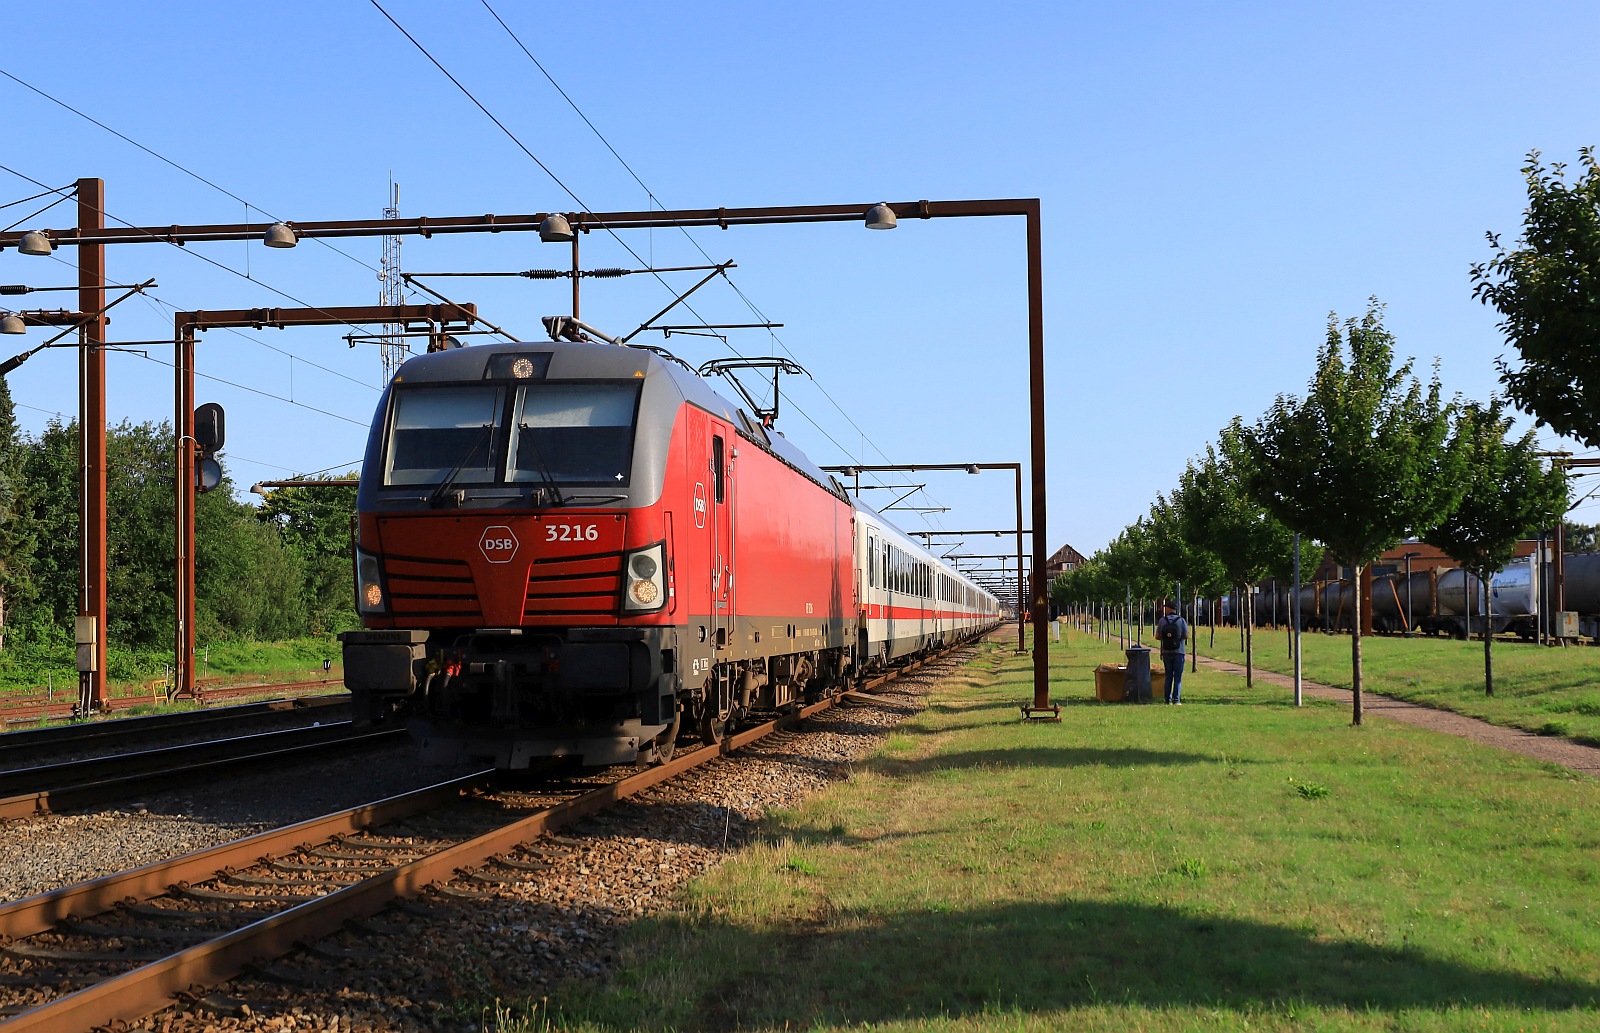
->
xmin=1044 ymin=543 xmax=1086 ymax=578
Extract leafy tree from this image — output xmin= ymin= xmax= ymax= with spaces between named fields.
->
xmin=1142 ymin=492 xmax=1227 ymax=664
xmin=256 ymin=472 xmax=358 ymax=633
xmin=1144 ymin=493 xmax=1226 ymax=604
xmin=1051 ymin=555 xmax=1115 ymax=617
xmin=1472 ymin=148 xmax=1600 ymax=448
xmin=1424 ymin=399 xmax=1568 ymax=696
xmin=0 ymin=376 xmax=34 ymax=650
xmin=15 ymin=420 xmax=79 ymax=636
xmin=105 ymin=420 xmax=178 ymax=647
xmin=198 ymin=502 xmax=307 ymax=641
xmin=1562 ymin=520 xmax=1600 ymax=553
xmin=1239 ymin=300 xmax=1463 ymax=724
xmin=1177 ymin=428 xmax=1298 ymax=685
xmin=1103 ymin=522 xmax=1163 ymax=642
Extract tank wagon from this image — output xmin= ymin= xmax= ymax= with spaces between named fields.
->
xmin=1287 ymin=555 xmax=1549 ymax=638
xmin=338 ymin=338 xmax=1001 ymax=768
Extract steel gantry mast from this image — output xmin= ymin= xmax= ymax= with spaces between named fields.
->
xmin=378 ymin=179 xmax=405 ymax=383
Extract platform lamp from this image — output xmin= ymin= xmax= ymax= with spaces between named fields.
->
xmin=865 ymin=203 xmax=898 ymax=230
xmin=263 ymin=222 xmax=298 ymax=248
xmin=17 ymin=230 xmax=53 ymax=256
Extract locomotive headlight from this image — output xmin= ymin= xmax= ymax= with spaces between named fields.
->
xmin=622 ymin=541 xmax=668 ymax=613
xmin=356 ymin=549 xmax=388 ymax=614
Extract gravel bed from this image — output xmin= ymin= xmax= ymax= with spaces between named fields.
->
xmin=85 ymin=649 xmax=973 ymax=1033
xmin=0 ymin=741 xmax=481 ymax=903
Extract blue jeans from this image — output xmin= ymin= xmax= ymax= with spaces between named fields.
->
xmin=1161 ymin=651 xmax=1184 ymax=702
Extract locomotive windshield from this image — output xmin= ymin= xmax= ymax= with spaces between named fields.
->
xmin=385 ymin=386 xmax=505 ymax=486
xmin=382 ymin=381 xmax=641 ymax=489
xmin=508 ymin=383 xmax=637 ymax=485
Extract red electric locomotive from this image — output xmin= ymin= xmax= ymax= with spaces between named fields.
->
xmin=339 ymin=337 xmax=860 ymax=767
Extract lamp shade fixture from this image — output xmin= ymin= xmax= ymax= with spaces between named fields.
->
xmin=539 ymin=214 xmax=575 ymax=243
xmin=263 ymin=222 xmax=298 ymax=248
xmin=17 ymin=231 xmax=52 ymax=256
xmin=864 ymin=203 xmax=897 ymax=230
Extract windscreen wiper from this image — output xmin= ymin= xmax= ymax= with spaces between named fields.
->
xmin=428 ymin=425 xmax=492 ymax=508
xmin=515 ymin=424 xmax=567 ymax=507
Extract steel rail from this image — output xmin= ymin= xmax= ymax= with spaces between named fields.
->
xmin=0 ymin=773 xmax=491 ymax=941
xmin=0 ymin=721 xmax=364 ymax=793
xmin=0 ymin=727 xmax=404 ymax=821
xmin=0 ymin=694 xmax=348 ymax=754
xmin=0 ymin=680 xmax=345 ymax=725
xmin=0 ymin=643 xmax=965 ymax=1032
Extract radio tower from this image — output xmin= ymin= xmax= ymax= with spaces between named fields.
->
xmin=378 ymin=178 xmax=405 ymax=383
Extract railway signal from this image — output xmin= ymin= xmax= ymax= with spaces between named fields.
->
xmin=193 ymin=402 xmax=225 ymax=493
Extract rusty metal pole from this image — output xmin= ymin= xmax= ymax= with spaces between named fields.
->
xmin=1014 ymin=464 xmax=1025 ymax=654
xmin=78 ymin=178 xmax=108 ymax=712
xmin=174 ymin=321 xmax=197 ymax=700
xmin=1024 ymin=200 xmax=1053 ymax=717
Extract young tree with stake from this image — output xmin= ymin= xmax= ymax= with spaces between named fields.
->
xmin=1240 ymin=301 xmax=1464 ymax=725
xmin=1424 ymin=399 xmax=1568 ymax=695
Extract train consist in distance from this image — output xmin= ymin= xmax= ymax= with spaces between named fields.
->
xmin=1221 ymin=552 xmax=1600 ymax=640
xmin=338 ymin=336 xmax=1002 ymax=768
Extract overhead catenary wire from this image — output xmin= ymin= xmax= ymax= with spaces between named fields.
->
xmin=0 ymin=68 xmax=380 ymax=275
xmin=469 ymin=2 xmax=961 ymax=529
xmin=120 ymin=349 xmax=368 ymax=428
xmin=28 ymin=247 xmax=384 ymax=397
xmin=6 ymin=40 xmax=938 ymax=525
xmin=5 ymin=35 xmax=966 ymax=535
xmin=0 ymin=163 xmax=508 ymax=396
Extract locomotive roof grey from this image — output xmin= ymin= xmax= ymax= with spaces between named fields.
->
xmin=359 ymin=340 xmax=844 ymax=511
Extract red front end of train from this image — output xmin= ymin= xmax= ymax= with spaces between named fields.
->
xmin=339 ymin=340 xmax=857 ymax=767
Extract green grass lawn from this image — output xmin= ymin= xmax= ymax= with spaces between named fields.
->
xmin=1176 ymin=620 xmax=1600 ymax=744
xmin=526 ymin=630 xmax=1599 ymax=1032
xmin=0 ymin=636 xmax=343 ymax=696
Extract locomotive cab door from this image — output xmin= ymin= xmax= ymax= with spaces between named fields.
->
xmin=710 ymin=430 xmax=735 ymax=651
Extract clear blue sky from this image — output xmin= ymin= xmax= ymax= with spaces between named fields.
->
xmin=3 ymin=1 xmax=1597 ymax=569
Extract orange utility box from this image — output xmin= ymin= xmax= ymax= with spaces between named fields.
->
xmin=1094 ymin=663 xmax=1126 ymax=702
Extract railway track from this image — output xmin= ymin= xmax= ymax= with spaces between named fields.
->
xmin=0 ymin=694 xmax=348 ymax=763
xmin=0 ymin=678 xmax=345 ymax=726
xmin=0 ymin=651 xmax=945 ymax=1031
xmin=0 ymin=722 xmax=405 ymax=821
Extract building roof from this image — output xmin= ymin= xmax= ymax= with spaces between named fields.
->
xmin=1045 ymin=543 xmax=1087 ymax=571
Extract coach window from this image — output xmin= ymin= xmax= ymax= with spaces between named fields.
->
xmin=713 ymin=435 xmax=726 ymax=504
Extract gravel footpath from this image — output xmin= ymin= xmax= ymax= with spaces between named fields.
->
xmin=3 ymin=650 xmax=972 ymax=1033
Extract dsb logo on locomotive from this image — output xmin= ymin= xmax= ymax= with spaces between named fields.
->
xmin=478 ymin=526 xmax=520 ymax=564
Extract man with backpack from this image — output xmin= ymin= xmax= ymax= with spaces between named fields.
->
xmin=1156 ymin=600 xmax=1188 ymax=704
